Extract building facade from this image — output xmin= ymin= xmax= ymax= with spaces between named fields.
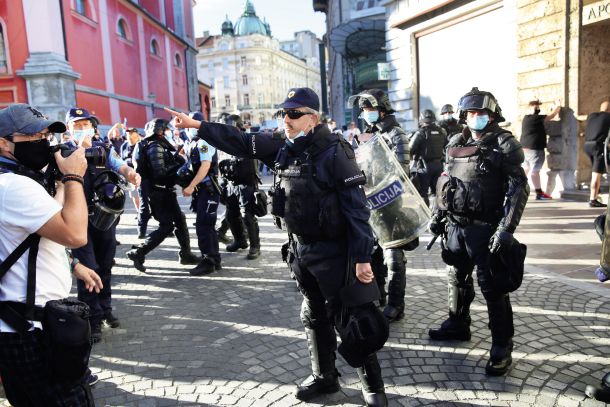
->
xmin=196 ymin=0 xmax=321 ymax=126
xmin=0 ymin=0 xmax=202 ymax=129
xmin=313 ymin=0 xmax=387 ymax=126
xmin=383 ymin=0 xmax=610 ymax=192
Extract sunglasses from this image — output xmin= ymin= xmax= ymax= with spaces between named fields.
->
xmin=276 ymin=109 xmax=313 ymax=120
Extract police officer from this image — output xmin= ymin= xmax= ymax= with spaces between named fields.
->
xmin=409 ymin=109 xmax=447 ymax=206
xmin=428 ymin=88 xmax=529 ymax=376
xmin=126 ymin=118 xmax=200 ymax=272
xmin=353 ymin=89 xmax=418 ymax=323
xmin=218 ymin=114 xmax=261 ymax=260
xmin=65 ymin=107 xmax=141 ymax=342
xmin=133 ymin=134 xmax=152 ymax=239
xmin=437 ymin=104 xmax=464 ymax=141
xmin=182 ymin=111 xmax=221 ymax=275
xmin=166 ymin=87 xmax=388 ymax=407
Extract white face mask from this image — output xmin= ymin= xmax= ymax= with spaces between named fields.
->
xmin=466 ymin=114 xmax=489 ymax=132
xmin=72 ymin=128 xmax=95 ymax=143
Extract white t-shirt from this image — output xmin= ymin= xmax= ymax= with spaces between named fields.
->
xmin=0 ymin=173 xmax=71 ymax=332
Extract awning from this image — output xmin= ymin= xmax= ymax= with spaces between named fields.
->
xmin=329 ymin=19 xmax=386 ymax=58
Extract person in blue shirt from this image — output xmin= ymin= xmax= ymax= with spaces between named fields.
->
xmin=65 ymin=107 xmax=140 ymax=343
xmin=182 ymin=111 xmax=221 ymax=275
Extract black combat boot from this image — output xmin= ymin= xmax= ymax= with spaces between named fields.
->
xmin=585 ymin=372 xmax=610 ymax=402
xmin=126 ymin=248 xmax=146 ymax=272
xmin=179 ymin=250 xmax=201 ymax=265
xmin=216 ymin=218 xmax=231 ymax=244
xmin=244 ymin=212 xmax=260 ymax=260
xmin=189 ymin=256 xmax=215 ymax=276
xmin=429 ymin=268 xmax=474 ymax=341
xmin=356 ymin=354 xmax=387 ymax=407
xmin=383 ymin=248 xmax=406 ymax=322
xmin=295 ymin=328 xmax=341 ymax=401
xmin=485 ymin=294 xmax=514 ymax=376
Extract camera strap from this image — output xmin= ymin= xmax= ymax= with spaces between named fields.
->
xmin=0 ymin=233 xmax=42 ymax=333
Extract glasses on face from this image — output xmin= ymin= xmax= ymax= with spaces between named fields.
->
xmin=276 ymin=109 xmax=313 ymax=120
xmin=5 ymin=132 xmax=49 ymax=143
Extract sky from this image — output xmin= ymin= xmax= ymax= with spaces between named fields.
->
xmin=192 ymin=0 xmax=327 ymax=41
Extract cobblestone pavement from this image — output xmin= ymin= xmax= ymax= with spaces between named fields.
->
xmin=1 ymin=182 xmax=609 ymax=406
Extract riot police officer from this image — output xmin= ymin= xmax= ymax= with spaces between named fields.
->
xmin=218 ymin=114 xmax=261 ymax=260
xmin=351 ymin=89 xmax=418 ymax=322
xmin=428 ymin=88 xmax=529 ymax=376
xmin=409 ymin=109 xmax=447 ymax=206
xmin=126 ymin=118 xmax=200 ymax=272
xmin=166 ymin=87 xmax=389 ymax=407
xmin=181 ymin=111 xmax=221 ymax=275
xmin=437 ymin=104 xmax=464 ymax=140
xmin=65 ymin=107 xmax=141 ymax=342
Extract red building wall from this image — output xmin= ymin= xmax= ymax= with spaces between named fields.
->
xmin=0 ymin=1 xmax=30 ymax=106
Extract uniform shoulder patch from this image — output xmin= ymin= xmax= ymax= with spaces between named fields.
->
xmin=199 ymin=144 xmax=208 ymax=154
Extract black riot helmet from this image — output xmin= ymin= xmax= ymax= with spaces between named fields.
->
xmin=89 ymin=170 xmax=127 ymax=231
xmin=441 ymin=104 xmax=454 ymax=115
xmin=347 ymin=89 xmax=395 ymax=114
xmin=419 ymin=109 xmax=436 ymax=126
xmin=176 ymin=161 xmax=195 ymax=188
xmin=457 ymin=87 xmax=505 ymax=123
xmin=144 ymin=118 xmax=169 ymax=139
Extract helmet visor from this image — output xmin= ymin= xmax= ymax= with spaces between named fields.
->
xmin=346 ymin=93 xmax=378 ymax=109
xmin=458 ymin=94 xmax=497 ymax=113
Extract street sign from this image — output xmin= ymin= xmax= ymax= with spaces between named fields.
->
xmin=377 ymin=63 xmax=391 ymax=80
xmin=583 ymin=0 xmax=610 ymax=25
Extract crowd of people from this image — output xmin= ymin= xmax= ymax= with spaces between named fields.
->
xmin=0 ymin=86 xmax=608 ymax=407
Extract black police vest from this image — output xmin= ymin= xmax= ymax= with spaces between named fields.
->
xmin=271 ymin=133 xmax=346 ymax=239
xmin=189 ymin=138 xmax=218 ymax=178
xmin=440 ymin=134 xmax=508 ymax=223
xmin=423 ymin=126 xmax=446 ymax=161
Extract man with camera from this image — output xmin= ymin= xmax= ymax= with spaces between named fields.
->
xmin=126 ymin=118 xmax=200 ymax=273
xmin=64 ymin=107 xmax=140 ymax=342
xmin=0 ymin=103 xmax=101 ymax=406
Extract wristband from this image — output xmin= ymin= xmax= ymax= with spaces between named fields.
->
xmin=61 ymin=174 xmax=84 ymax=186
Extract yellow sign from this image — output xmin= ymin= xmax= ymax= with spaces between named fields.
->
xmin=583 ymin=0 xmax=610 ymax=25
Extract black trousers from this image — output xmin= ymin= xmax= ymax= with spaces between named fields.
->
xmin=194 ymin=186 xmax=220 ymax=265
xmin=74 ymin=223 xmax=116 ymax=327
xmin=141 ymin=187 xmax=191 ymax=255
xmin=0 ymin=330 xmax=94 ymax=407
xmin=137 ymin=179 xmax=152 ymax=236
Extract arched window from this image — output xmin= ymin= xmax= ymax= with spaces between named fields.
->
xmin=117 ymin=18 xmax=129 ymax=40
xmin=174 ymin=53 xmax=182 ymax=68
xmin=0 ymin=23 xmax=7 ymax=74
xmin=150 ymin=39 xmax=160 ymax=56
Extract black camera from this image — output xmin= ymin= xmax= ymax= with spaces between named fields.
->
xmin=50 ymin=144 xmax=106 ymax=167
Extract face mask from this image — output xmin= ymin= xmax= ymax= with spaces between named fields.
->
xmin=443 ymin=114 xmax=453 ymax=121
xmin=12 ymin=139 xmax=51 ymax=171
xmin=361 ymin=111 xmax=379 ymax=125
xmin=534 ymin=108 xmax=541 ymax=114
xmin=466 ymin=114 xmax=489 ymax=132
xmin=72 ymin=128 xmax=95 ymax=143
xmin=165 ymin=131 xmax=174 ymax=144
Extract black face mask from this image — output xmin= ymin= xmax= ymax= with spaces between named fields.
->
xmin=534 ymin=108 xmax=541 ymax=114
xmin=12 ymin=139 xmax=51 ymax=171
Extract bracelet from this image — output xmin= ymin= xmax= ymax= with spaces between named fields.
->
xmin=61 ymin=174 xmax=84 ymax=186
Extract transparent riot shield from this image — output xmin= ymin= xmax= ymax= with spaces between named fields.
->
xmin=355 ymin=134 xmax=431 ymax=248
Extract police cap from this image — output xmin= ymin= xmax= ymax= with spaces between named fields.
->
xmin=65 ymin=107 xmax=100 ymax=127
xmin=278 ymin=87 xmax=320 ymax=111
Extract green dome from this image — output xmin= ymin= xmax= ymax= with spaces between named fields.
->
xmin=234 ymin=0 xmax=271 ymax=37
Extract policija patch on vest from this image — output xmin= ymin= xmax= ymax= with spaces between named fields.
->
xmin=199 ymin=145 xmax=208 ymax=154
xmin=367 ymin=180 xmax=405 ymax=210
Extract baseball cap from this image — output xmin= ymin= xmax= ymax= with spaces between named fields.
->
xmin=278 ymin=87 xmax=320 ymax=111
xmin=0 ymin=104 xmax=66 ymax=138
xmin=126 ymin=127 xmax=139 ymax=134
xmin=65 ymin=107 xmax=100 ymax=126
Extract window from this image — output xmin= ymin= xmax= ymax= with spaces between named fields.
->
xmin=257 ymin=93 xmax=263 ymax=107
xmin=240 ymin=56 xmax=246 ymax=67
xmin=117 ymin=18 xmax=129 ymax=40
xmin=150 ymin=39 xmax=160 ymax=56
xmin=243 ymin=94 xmax=249 ymax=106
xmin=0 ymin=24 xmax=7 ymax=73
xmin=75 ymin=0 xmax=87 ymax=15
xmin=174 ymin=53 xmax=182 ymax=68
xmin=222 ymin=58 xmax=228 ymax=69
xmin=211 ymin=97 xmax=216 ymax=108
xmin=242 ymin=75 xmax=248 ymax=86
xmin=223 ymin=76 xmax=229 ymax=88
xmin=225 ymin=95 xmax=230 ymax=107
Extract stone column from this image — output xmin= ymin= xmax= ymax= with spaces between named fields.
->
xmin=16 ymin=0 xmax=80 ymax=122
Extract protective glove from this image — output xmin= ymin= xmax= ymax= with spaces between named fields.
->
xmin=488 ymin=229 xmax=514 ymax=254
xmin=429 ymin=211 xmax=446 ymax=236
